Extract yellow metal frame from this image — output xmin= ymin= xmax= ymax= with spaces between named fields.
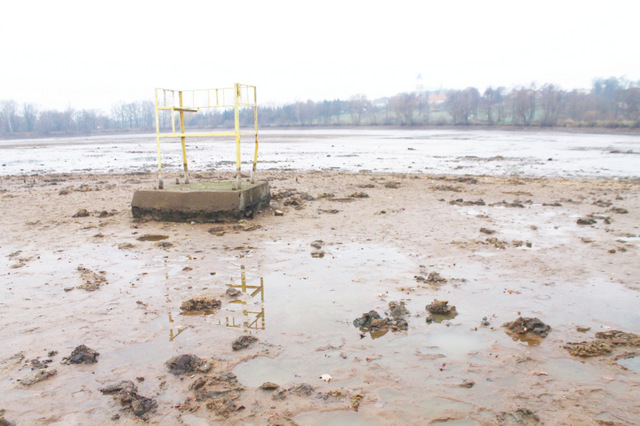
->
xmin=154 ymin=83 xmax=259 ymax=190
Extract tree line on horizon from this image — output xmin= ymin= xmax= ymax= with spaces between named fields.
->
xmin=1 ymin=76 xmax=639 ymax=138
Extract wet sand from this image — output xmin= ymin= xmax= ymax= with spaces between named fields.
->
xmin=1 ymin=170 xmax=639 ymax=424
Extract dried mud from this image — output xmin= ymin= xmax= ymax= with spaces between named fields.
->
xmin=1 ymin=170 xmax=640 ymax=424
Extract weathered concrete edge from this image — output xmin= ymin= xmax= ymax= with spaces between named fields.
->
xmin=131 ymin=181 xmax=270 ymax=223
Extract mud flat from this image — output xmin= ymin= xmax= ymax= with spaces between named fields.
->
xmin=1 ymin=170 xmax=639 ymax=424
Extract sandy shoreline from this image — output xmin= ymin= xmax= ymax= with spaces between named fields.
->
xmin=1 ymin=170 xmax=639 ymax=424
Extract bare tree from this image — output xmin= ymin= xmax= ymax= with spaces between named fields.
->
xmin=540 ymin=84 xmax=563 ymax=126
xmin=1 ymin=100 xmax=18 ymax=133
xmin=22 ymin=103 xmax=38 ymax=132
xmin=508 ymin=87 xmax=536 ymax=125
xmin=389 ymin=93 xmax=418 ymax=125
xmin=348 ymin=94 xmax=369 ymax=125
xmin=446 ymin=88 xmax=479 ymax=124
xmin=483 ymin=87 xmax=504 ymax=124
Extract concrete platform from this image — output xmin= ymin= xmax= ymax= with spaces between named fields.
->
xmin=131 ymin=181 xmax=270 ymax=222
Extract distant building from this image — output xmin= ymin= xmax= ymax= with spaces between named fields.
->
xmin=428 ymin=93 xmax=446 ymax=106
xmin=416 ymin=73 xmax=424 ymax=93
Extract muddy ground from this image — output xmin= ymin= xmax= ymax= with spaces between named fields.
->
xmin=0 ymin=170 xmax=639 ymax=425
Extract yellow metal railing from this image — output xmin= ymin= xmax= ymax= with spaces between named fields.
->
xmin=154 ymin=84 xmax=259 ymax=190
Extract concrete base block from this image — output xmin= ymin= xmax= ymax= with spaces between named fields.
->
xmin=131 ymin=181 xmax=270 ymax=222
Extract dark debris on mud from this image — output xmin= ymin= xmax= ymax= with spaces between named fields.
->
xmin=232 ymin=335 xmax=258 ymax=351
xmin=353 ymin=301 xmax=409 ymax=337
xmin=0 ymin=410 xmax=15 ymax=426
xmin=166 ymin=354 xmax=212 ymax=375
xmin=180 ymin=297 xmax=221 ymax=312
xmin=100 ymin=380 xmax=157 ymax=420
xmin=183 ymin=373 xmax=245 ymax=417
xmin=272 ymin=383 xmax=315 ymax=401
xmin=77 ymin=266 xmax=108 ymax=291
xmin=565 ymin=330 xmax=640 ymax=358
xmin=497 ymin=408 xmax=540 ymax=424
xmin=503 ymin=317 xmax=551 ymax=338
xmin=62 ymin=345 xmax=99 ymax=364
xmin=425 ymin=300 xmax=458 ymax=323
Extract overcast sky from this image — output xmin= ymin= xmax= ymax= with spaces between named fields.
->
xmin=2 ymin=0 xmax=639 ymax=112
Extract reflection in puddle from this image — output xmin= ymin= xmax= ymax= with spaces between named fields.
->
xmin=429 ymin=312 xmax=459 ymax=323
xmin=224 ymin=266 xmax=265 ymax=332
xmin=168 ymin=312 xmax=191 ymax=341
xmin=505 ymin=331 xmax=543 ymax=346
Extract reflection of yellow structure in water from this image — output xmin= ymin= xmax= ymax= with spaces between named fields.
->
xmin=224 ymin=267 xmax=265 ymax=332
xmin=168 ymin=312 xmax=190 ymax=341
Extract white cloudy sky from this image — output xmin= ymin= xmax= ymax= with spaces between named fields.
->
xmin=1 ymin=0 xmax=638 ymax=111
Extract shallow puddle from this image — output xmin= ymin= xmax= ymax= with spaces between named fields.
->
xmin=2 ymin=235 xmax=640 ymax=423
xmin=618 ymin=356 xmax=640 ymax=373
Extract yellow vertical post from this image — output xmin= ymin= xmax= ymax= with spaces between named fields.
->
xmin=154 ymin=89 xmax=164 ymax=189
xmin=233 ymin=83 xmax=242 ymax=190
xmin=179 ymin=91 xmax=189 ymax=184
xmin=251 ymin=86 xmax=259 ymax=183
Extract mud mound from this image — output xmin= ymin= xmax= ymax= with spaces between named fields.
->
xmin=389 ymin=301 xmax=409 ymax=319
xmin=166 ymin=354 xmax=212 ymax=375
xmin=20 ymin=368 xmax=57 ymax=386
xmin=425 ymin=300 xmax=458 ymax=323
xmin=232 ymin=335 xmax=258 ymax=351
xmin=77 ymin=267 xmax=107 ymax=291
xmin=426 ymin=300 xmax=457 ymax=315
xmin=180 ymin=297 xmax=221 ymax=312
xmin=565 ymin=330 xmax=640 ymax=358
xmin=503 ymin=317 xmax=551 ymax=337
xmin=596 ymin=330 xmax=640 ymax=347
xmin=564 ymin=340 xmax=613 ymax=357
xmin=353 ymin=301 xmax=409 ymax=337
xmin=272 ymin=383 xmax=315 ymax=401
xmin=62 ymin=345 xmax=99 ymax=364
xmin=100 ymin=381 xmax=156 ymax=419
xmin=187 ymin=373 xmax=245 ymax=417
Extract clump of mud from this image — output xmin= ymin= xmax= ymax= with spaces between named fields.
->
xmin=0 ymin=409 xmax=15 ymax=426
xmin=259 ymin=382 xmax=279 ymax=390
xmin=490 ymin=200 xmax=528 ymax=208
xmin=180 ymin=296 xmax=221 ymax=312
xmin=225 ymin=287 xmax=242 ymax=298
xmin=100 ymin=380 xmax=156 ymax=420
xmin=565 ymin=330 xmax=640 ymax=358
xmin=183 ymin=373 xmax=245 ymax=417
xmin=349 ymin=192 xmax=369 ymax=198
xmin=77 ymin=267 xmax=107 ymax=291
xmin=353 ymin=301 xmax=409 ymax=337
xmin=72 ymin=209 xmax=90 ymax=218
xmin=425 ymin=300 xmax=458 ymax=323
xmin=389 ymin=301 xmax=409 ymax=319
xmin=415 ymin=267 xmax=448 ymax=285
xmin=497 ymin=408 xmax=540 ymax=424
xmin=310 ymin=240 xmax=325 ymax=258
xmin=62 ymin=345 xmax=99 ymax=364
xmin=272 ymin=383 xmax=315 ymax=401
xmin=233 ymin=220 xmax=262 ymax=232
xmin=20 ymin=367 xmax=57 ymax=386
xmin=232 ymin=335 xmax=258 ymax=351
xmin=166 ymin=354 xmax=212 ymax=375
xmin=426 ymin=300 xmax=457 ymax=315
xmin=272 ymin=188 xmax=315 ymax=210
xmin=577 ymin=218 xmax=597 ymax=225
xmin=503 ymin=317 xmax=551 ymax=337
xmin=449 ymin=198 xmax=485 ymax=206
